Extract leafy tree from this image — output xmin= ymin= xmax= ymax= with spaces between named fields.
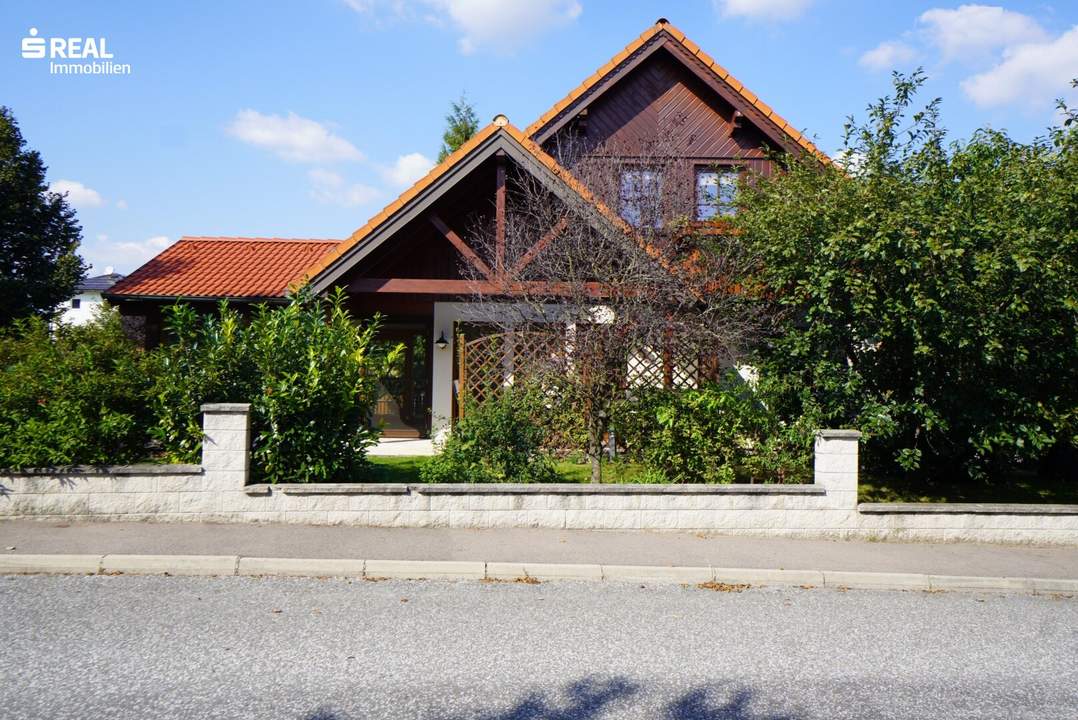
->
xmin=737 ymin=71 xmax=1078 ymax=482
xmin=0 ymin=106 xmax=86 ymax=326
xmin=437 ymin=94 xmax=480 ymax=162
xmin=0 ymin=307 xmax=153 ymax=467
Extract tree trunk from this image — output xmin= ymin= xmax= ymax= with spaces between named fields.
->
xmin=587 ymin=421 xmax=603 ymax=484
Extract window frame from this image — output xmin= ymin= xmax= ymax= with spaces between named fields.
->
xmin=618 ymin=167 xmax=664 ymax=229
xmin=694 ymin=165 xmax=740 ymax=221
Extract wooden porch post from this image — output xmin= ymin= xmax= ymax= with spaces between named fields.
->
xmin=495 ymin=150 xmax=506 ymax=278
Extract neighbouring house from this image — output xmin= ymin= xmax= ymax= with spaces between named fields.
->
xmin=104 ymin=18 xmax=826 ymax=441
xmin=62 ymin=268 xmax=125 ymax=325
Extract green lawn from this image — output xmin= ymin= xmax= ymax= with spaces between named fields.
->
xmin=365 ymin=455 xmax=648 ymax=484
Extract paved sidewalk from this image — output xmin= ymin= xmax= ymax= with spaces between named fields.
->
xmin=2 ymin=519 xmax=1076 ymax=579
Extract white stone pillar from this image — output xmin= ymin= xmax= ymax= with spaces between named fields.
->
xmin=201 ymin=403 xmax=251 ymax=490
xmin=814 ymin=429 xmax=861 ymax=509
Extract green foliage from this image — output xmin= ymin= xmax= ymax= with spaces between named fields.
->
xmin=148 ymin=302 xmax=255 ymax=463
xmin=0 ymin=106 xmax=87 ymax=326
xmin=612 ymin=372 xmax=812 ymax=484
xmin=736 ymin=71 xmax=1078 ymax=480
xmin=437 ymin=94 xmax=480 ymax=163
xmin=150 ymin=289 xmax=395 ymax=483
xmin=0 ymin=308 xmax=152 ymax=467
xmin=421 ymin=389 xmax=558 ymax=483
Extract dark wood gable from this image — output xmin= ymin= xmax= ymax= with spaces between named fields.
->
xmin=346 ymin=156 xmax=498 ymax=285
xmin=528 ymin=24 xmax=822 ymax=175
xmin=309 ymin=125 xmax=624 ymax=298
xmin=559 ymin=47 xmax=773 ymax=174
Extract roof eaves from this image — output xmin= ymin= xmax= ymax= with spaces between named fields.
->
xmin=291 ymin=123 xmax=502 ymax=290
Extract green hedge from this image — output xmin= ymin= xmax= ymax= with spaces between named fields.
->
xmin=0 ymin=310 xmax=153 ymax=467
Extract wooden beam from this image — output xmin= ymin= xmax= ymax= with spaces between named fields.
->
xmin=429 ymin=214 xmax=494 ymax=280
xmin=495 ymin=151 xmax=506 ymax=277
xmin=349 ymin=278 xmax=611 ymax=297
xmin=511 ymin=217 xmax=568 ymax=275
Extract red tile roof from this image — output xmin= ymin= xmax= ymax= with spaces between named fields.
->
xmin=107 ymin=237 xmax=341 ymax=299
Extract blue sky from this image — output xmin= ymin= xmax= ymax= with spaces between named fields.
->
xmin=3 ymin=0 xmax=1076 ymax=274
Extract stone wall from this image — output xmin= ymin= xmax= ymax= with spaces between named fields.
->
xmin=2 ymin=403 xmax=1076 ymax=545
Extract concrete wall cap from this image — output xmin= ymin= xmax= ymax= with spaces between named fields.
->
xmin=1 ymin=464 xmax=202 ymax=476
xmin=250 ymin=482 xmax=824 ymax=495
xmin=859 ymin=502 xmax=1078 ymax=515
xmin=816 ymin=429 xmax=862 ymax=439
xmin=200 ymin=403 xmax=251 ymax=413
xmin=278 ymin=483 xmax=411 ymax=495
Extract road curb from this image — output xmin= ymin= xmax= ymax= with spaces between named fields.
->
xmin=1 ymin=553 xmax=1076 ymax=594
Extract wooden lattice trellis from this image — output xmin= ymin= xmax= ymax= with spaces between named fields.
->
xmin=457 ymin=329 xmax=714 ymax=418
xmin=457 ymin=330 xmax=567 ymax=417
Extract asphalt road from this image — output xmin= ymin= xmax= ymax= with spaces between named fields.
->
xmin=1 ymin=575 xmax=1076 ymax=720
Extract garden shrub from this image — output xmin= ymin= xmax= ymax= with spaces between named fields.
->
xmin=0 ymin=308 xmax=153 ymax=467
xmin=421 ymin=389 xmax=558 ymax=483
xmin=611 ymin=371 xmax=813 ymax=483
xmin=151 ymin=289 xmax=395 ymax=483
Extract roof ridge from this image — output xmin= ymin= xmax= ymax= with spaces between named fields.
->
xmin=523 ymin=18 xmax=830 ymax=164
xmin=523 ymin=22 xmax=663 ymax=138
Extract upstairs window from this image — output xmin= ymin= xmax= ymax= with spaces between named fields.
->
xmin=696 ymin=167 xmax=738 ymax=220
xmin=619 ymin=169 xmax=663 ymax=228
xmin=71 ymin=298 xmax=81 ymax=309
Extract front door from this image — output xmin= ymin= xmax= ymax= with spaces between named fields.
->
xmin=373 ymin=325 xmax=432 ymax=438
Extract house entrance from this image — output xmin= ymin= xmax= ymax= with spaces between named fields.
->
xmin=373 ymin=325 xmax=432 ymax=438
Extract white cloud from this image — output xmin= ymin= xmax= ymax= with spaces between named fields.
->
xmin=381 ymin=152 xmax=435 ymax=187
xmin=962 ymin=26 xmax=1078 ymax=108
xmin=858 ymin=41 xmax=918 ymax=71
xmin=715 ymin=0 xmax=811 ymax=22
xmin=308 ymin=168 xmax=382 ymax=207
xmin=345 ymin=0 xmax=582 ymax=54
xmin=113 ymin=235 xmax=172 ymax=266
xmin=227 ymin=110 xmax=364 ymax=163
xmin=82 ymin=234 xmax=174 ymax=274
xmin=918 ymin=4 xmax=1046 ymax=61
xmin=833 ymin=149 xmax=866 ymax=174
xmin=48 ymin=179 xmax=103 ymax=208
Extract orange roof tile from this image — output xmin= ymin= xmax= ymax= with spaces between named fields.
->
xmin=107 ymin=237 xmax=341 ymax=299
xmin=523 ymin=18 xmax=831 ymax=165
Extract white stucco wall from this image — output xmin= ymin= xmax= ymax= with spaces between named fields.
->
xmin=60 ymin=291 xmax=105 ymax=325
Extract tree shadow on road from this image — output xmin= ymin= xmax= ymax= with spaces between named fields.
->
xmin=299 ymin=677 xmax=796 ymax=720
xmin=669 ymin=685 xmax=796 ymax=720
